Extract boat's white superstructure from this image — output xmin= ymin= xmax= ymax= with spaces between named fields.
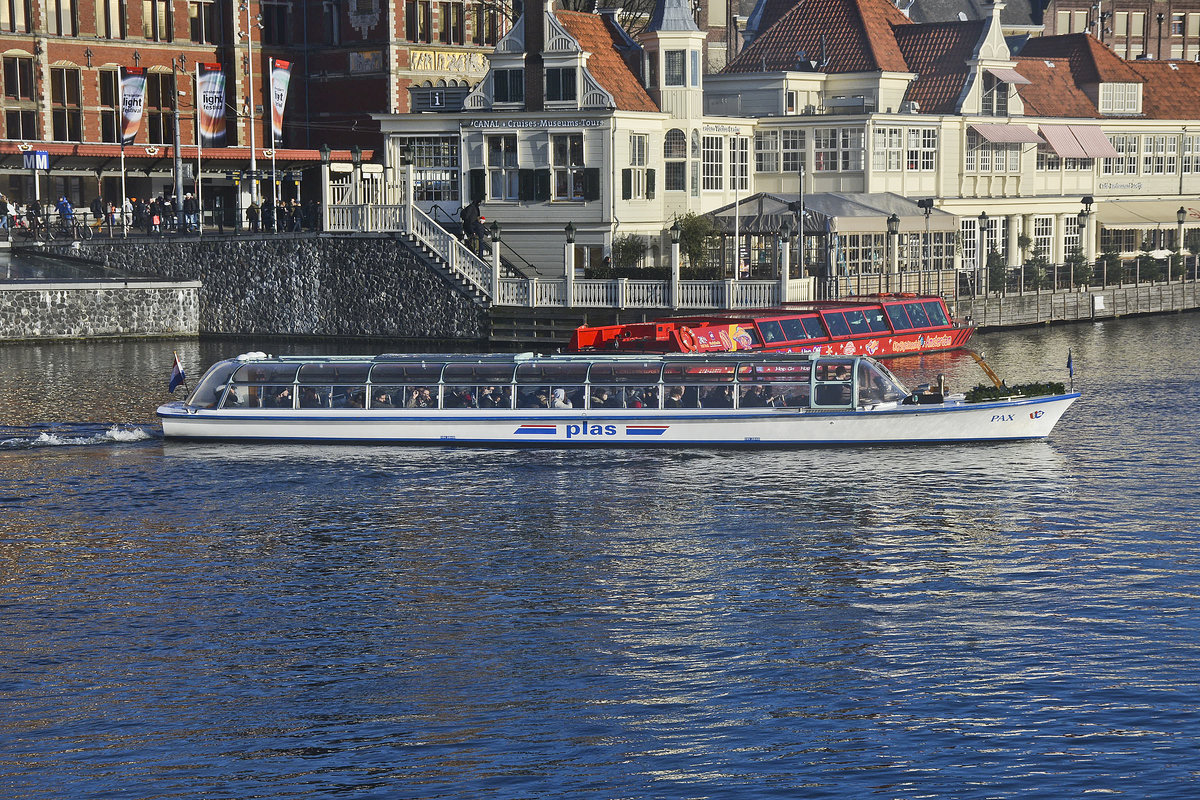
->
xmin=157 ymin=352 xmax=1078 ymax=446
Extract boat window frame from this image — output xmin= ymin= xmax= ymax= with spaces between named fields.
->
xmin=921 ymin=300 xmax=950 ymax=327
xmin=821 ymin=311 xmax=852 ymax=338
xmin=904 ymin=301 xmax=932 ymax=328
xmin=883 ymin=303 xmax=912 ymax=330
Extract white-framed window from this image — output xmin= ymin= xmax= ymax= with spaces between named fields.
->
xmin=665 ymin=50 xmax=685 ymax=86
xmin=840 ymin=128 xmax=864 ymax=171
xmin=487 ymin=134 xmax=519 ymax=201
xmin=702 ymin=135 xmax=723 ymax=190
xmin=665 ymin=128 xmax=687 ymax=191
xmin=1103 ymin=134 xmax=1139 ymax=175
xmin=981 ymin=73 xmax=1008 ymax=116
xmin=730 ymin=136 xmax=749 ymax=191
xmin=1099 ymin=83 xmax=1141 ymax=114
xmin=966 ymin=131 xmax=1019 ymax=173
xmin=814 ymin=128 xmax=838 ymax=172
xmin=545 ymin=67 xmax=576 ymax=102
xmin=628 ymin=133 xmax=647 ymax=199
xmin=872 ymin=127 xmax=902 ymax=171
xmin=552 ymin=133 xmax=584 ymax=201
xmin=907 ymin=129 xmax=937 ymax=171
xmin=755 ymin=130 xmax=779 ymax=173
xmin=1183 ymin=134 xmax=1200 ymax=174
xmin=1064 ymin=157 xmax=1093 ymax=171
xmin=1037 ymin=147 xmax=1061 ymax=171
xmin=1063 ymin=214 xmax=1080 ymax=256
xmin=412 ymin=136 xmax=460 ymax=203
xmin=782 ymin=129 xmax=805 ymax=173
xmin=1032 ymin=215 xmax=1054 ymax=258
xmin=1142 ymin=134 xmax=1176 ymax=175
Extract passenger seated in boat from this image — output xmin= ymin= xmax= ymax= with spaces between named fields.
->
xmin=765 ymin=386 xmax=787 ymax=407
xmin=740 ymin=385 xmax=768 ymax=407
xmin=372 ymin=390 xmax=394 ymax=408
xmin=552 ymin=388 xmax=572 ymax=409
xmin=444 ymin=388 xmax=474 ymax=408
xmin=299 ymin=387 xmax=326 ymax=408
xmin=346 ymin=390 xmax=366 ymax=408
xmin=702 ymin=386 xmax=734 ymax=408
xmin=664 ymin=386 xmax=685 ymax=408
xmin=271 ymin=387 xmax=293 ymax=408
xmin=477 ymin=386 xmax=501 ymax=408
xmin=640 ymin=387 xmax=659 ymax=408
xmin=407 ymin=387 xmax=434 ymax=408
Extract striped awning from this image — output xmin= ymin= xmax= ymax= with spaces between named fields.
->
xmin=1069 ymin=126 xmax=1120 ymax=158
xmin=969 ymin=123 xmax=1043 ymax=144
xmin=1038 ymin=125 xmax=1089 ymax=158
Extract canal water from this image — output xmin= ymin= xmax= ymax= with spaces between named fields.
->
xmin=2 ymin=316 xmax=1198 ymax=799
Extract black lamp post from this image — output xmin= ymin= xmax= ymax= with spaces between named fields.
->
xmin=977 ymin=211 xmax=988 ymax=295
xmin=319 ymin=144 xmax=331 ymax=165
xmin=565 ymin=221 xmax=575 ymax=244
xmin=670 ymin=221 xmax=681 ymax=244
xmin=490 ymin=220 xmax=501 ymax=242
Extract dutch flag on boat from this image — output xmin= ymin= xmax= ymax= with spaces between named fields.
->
xmin=168 ymin=352 xmax=187 ymax=393
xmin=1067 ymin=349 xmax=1073 ymax=379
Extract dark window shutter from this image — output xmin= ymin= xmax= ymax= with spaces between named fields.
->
xmin=535 ymin=169 xmax=551 ymax=201
xmin=621 ymin=168 xmax=632 ymax=200
xmin=583 ymin=168 xmax=600 ymax=201
xmin=469 ymin=169 xmax=486 ymax=203
xmin=647 ymin=169 xmax=656 ymax=199
xmin=518 ymin=168 xmax=536 ymax=201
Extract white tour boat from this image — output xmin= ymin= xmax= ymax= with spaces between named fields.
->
xmin=157 ymin=351 xmax=1078 ymax=446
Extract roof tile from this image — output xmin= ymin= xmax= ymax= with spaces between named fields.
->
xmin=557 ymin=11 xmax=658 ymax=112
xmin=894 ymin=21 xmax=984 ymax=113
xmin=1011 ymin=57 xmax=1101 ymax=118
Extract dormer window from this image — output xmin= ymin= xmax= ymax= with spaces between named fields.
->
xmin=546 ymin=67 xmax=576 ymax=102
xmin=1099 ymin=83 xmax=1141 ymax=115
xmin=981 ymin=73 xmax=1008 ymax=116
xmin=493 ymin=69 xmax=524 ymax=104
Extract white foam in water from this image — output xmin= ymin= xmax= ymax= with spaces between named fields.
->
xmin=1 ymin=425 xmax=154 ymax=449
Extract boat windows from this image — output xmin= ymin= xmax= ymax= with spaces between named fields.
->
xmin=844 ymin=310 xmax=871 ymax=334
xmin=297 ymin=362 xmax=371 ymax=384
xmin=233 ymin=362 xmax=299 ymax=384
xmin=757 ymin=320 xmax=786 ymax=344
xmin=921 ymin=300 xmax=950 ymax=327
xmin=856 ymin=360 xmax=907 ymax=406
xmin=370 ymin=362 xmax=446 ymax=384
xmin=884 ymin=304 xmax=912 ymax=330
xmin=516 ymin=362 xmax=588 ymax=409
xmin=587 ymin=362 xmax=663 ymax=383
xmin=442 ymin=363 xmax=518 ymax=410
xmin=662 ymin=363 xmax=736 ymax=383
xmin=587 ymin=362 xmax=662 ymax=405
xmin=779 ymin=316 xmax=824 ymax=342
xmin=300 ymin=386 xmax=332 ymax=408
xmin=904 ymin=302 xmax=931 ymax=328
xmin=813 ymin=358 xmax=855 ymax=407
xmin=863 ymin=308 xmax=891 ymax=332
xmin=821 ymin=312 xmax=852 ymax=338
xmin=188 ymin=359 xmax=239 ymax=409
xmin=331 ymin=385 xmax=367 ymax=408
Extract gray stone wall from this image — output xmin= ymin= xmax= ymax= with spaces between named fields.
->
xmin=46 ymin=234 xmax=488 ymax=341
xmin=0 ymin=282 xmax=200 ymax=341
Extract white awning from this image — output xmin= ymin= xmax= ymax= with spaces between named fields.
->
xmin=985 ymin=66 xmax=1033 ymax=85
xmin=1097 ymin=200 xmax=1200 ymax=230
xmin=969 ymin=123 xmax=1043 ymax=144
xmin=1069 ymin=126 xmax=1120 ymax=158
xmin=1038 ymin=125 xmax=1089 ymax=158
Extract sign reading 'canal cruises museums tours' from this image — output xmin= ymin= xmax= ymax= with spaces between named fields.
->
xmin=269 ymin=58 xmax=292 ymax=148
xmin=196 ymin=63 xmax=227 ymax=148
xmin=119 ymin=67 xmax=147 ymax=146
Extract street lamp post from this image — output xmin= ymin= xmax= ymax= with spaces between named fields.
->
xmin=779 ymin=221 xmax=792 ymax=304
xmin=1176 ymin=206 xmax=1186 ymax=282
xmin=917 ymin=198 xmax=933 ymax=294
xmin=564 ymin=222 xmax=575 ymax=307
xmin=350 ymin=144 xmax=362 ymax=229
xmin=670 ymin=220 xmax=682 ymax=309
xmin=319 ymin=143 xmax=331 ymax=231
xmin=400 ymin=143 xmax=415 ymax=231
xmin=241 ymin=0 xmax=259 ymax=201
xmin=977 ymin=211 xmax=988 ymax=296
xmin=490 ymin=220 xmax=502 ymax=299
xmin=887 ymin=212 xmax=900 ymax=292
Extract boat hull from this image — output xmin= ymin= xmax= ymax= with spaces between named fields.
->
xmin=158 ymin=393 xmax=1078 ymax=446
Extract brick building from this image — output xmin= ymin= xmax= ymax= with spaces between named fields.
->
xmin=0 ymin=0 xmax=508 ymax=218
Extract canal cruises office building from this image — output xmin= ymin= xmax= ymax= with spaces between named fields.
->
xmin=365 ymin=0 xmax=1200 ymax=287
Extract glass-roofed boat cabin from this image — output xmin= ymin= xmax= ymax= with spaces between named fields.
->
xmin=183 ymin=353 xmax=914 ymax=413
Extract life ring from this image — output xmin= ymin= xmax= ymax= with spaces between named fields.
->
xmin=678 ymin=326 xmax=699 ymax=352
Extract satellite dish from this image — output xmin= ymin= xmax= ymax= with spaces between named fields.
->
xmin=958 ymin=11 xmax=968 ymax=20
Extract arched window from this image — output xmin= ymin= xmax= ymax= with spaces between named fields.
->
xmin=665 ymin=129 xmax=686 ymax=191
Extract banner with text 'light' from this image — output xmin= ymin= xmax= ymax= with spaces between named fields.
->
xmin=269 ymin=58 xmax=292 ymax=148
xmin=196 ymin=63 xmax=227 ymax=148
xmin=120 ymin=67 xmax=147 ymax=146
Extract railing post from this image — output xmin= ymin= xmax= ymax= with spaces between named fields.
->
xmin=724 ymin=278 xmax=736 ymax=309
xmin=618 ymin=277 xmax=628 ymax=310
xmin=491 ymin=226 xmax=502 ymax=302
xmin=528 ymin=279 xmax=536 ymax=308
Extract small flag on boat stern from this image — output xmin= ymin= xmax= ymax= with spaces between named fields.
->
xmin=1067 ymin=349 xmax=1073 ymax=379
xmin=168 ymin=352 xmax=187 ymax=393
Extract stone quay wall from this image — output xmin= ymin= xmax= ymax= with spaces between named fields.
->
xmin=949 ymin=280 xmax=1199 ymax=330
xmin=0 ymin=280 xmax=200 ymax=341
xmin=41 ymin=234 xmax=488 ymax=342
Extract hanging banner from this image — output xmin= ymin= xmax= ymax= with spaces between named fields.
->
xmin=119 ymin=67 xmax=147 ymax=146
xmin=269 ymin=58 xmax=292 ymax=148
xmin=196 ymin=63 xmax=227 ymax=148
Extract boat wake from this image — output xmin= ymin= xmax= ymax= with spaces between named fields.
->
xmin=0 ymin=423 xmax=158 ymax=450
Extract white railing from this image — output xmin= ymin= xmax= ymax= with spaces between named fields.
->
xmin=327 ymin=202 xmax=820 ymax=310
